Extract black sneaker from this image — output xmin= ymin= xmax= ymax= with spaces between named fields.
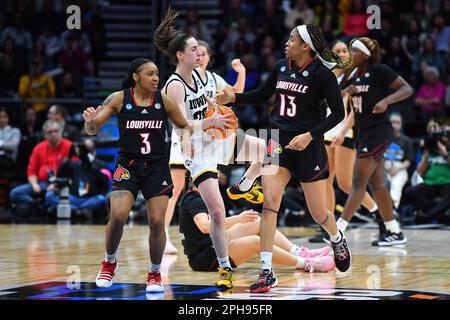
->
xmin=330 ymin=230 xmax=351 ymax=272
xmin=249 ymin=269 xmax=278 ymax=293
xmin=371 ymin=230 xmax=407 ymax=247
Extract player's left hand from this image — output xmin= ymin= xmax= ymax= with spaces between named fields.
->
xmin=286 ymin=132 xmax=313 ymax=151
xmin=372 ymin=99 xmax=388 ymax=113
xmin=231 ymin=59 xmax=245 ymax=73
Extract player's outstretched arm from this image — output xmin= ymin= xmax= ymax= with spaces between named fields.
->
xmin=83 ymin=91 xmax=123 ymax=135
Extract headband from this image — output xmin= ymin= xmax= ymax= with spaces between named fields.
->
xmin=351 ymin=39 xmax=371 ymax=56
xmin=296 ymin=25 xmax=336 ymax=69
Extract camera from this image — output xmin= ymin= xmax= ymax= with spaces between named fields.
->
xmin=424 ymin=129 xmax=449 ymax=153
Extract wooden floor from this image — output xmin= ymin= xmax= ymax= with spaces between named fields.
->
xmin=0 ymin=223 xmax=449 ymax=299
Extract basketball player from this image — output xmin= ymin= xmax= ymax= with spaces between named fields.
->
xmin=154 ymin=8 xmax=266 ymax=289
xmin=310 ymin=40 xmax=379 ymax=243
xmin=83 ymin=58 xmax=193 ymax=292
xmin=163 ymin=41 xmax=257 ymax=255
xmin=218 ymin=24 xmax=352 ymax=293
xmin=339 ymin=37 xmax=413 ymax=246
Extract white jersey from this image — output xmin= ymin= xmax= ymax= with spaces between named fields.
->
xmin=201 ymin=70 xmax=228 ymax=99
xmin=165 ymin=69 xmax=235 ymax=183
xmin=324 ymin=71 xmax=356 ymax=141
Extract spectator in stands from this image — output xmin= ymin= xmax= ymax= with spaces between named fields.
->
xmin=9 ymin=120 xmax=72 ymax=208
xmin=182 ymin=9 xmax=212 ymax=45
xmin=411 ymin=36 xmax=445 ymax=85
xmin=222 ymin=0 xmax=249 ymax=29
xmin=383 ymin=36 xmax=411 ymax=81
xmin=0 ymin=38 xmax=25 ymax=96
xmin=45 ymin=140 xmax=109 ymax=212
xmin=316 ymin=0 xmax=342 ymax=39
xmin=383 ymin=113 xmax=415 ymax=209
xmin=221 ymin=17 xmax=257 ymax=58
xmin=58 ymin=33 xmax=94 ymax=93
xmin=400 ymin=18 xmax=427 ymax=63
xmin=47 ymin=104 xmax=81 ymax=142
xmin=0 ymin=13 xmax=32 ymax=53
xmin=440 ymin=0 xmax=450 ymax=24
xmin=16 ymin=107 xmax=42 ymax=183
xmin=37 ymin=25 xmax=61 ymax=63
xmin=255 ymin=0 xmax=286 ymax=46
xmin=431 ymin=14 xmax=450 ymax=56
xmin=404 ymin=120 xmax=450 ymax=223
xmin=0 ymin=107 xmax=21 ymax=180
xmin=284 ymin=0 xmax=315 ymax=30
xmin=19 ymin=58 xmax=56 ymax=113
xmin=342 ymin=0 xmax=369 ymax=40
xmin=57 ymin=72 xmax=80 ymax=99
xmin=406 ymin=0 xmax=431 ymax=32
xmin=415 ymin=66 xmax=446 ymax=123
xmin=29 ymin=38 xmax=53 ymax=71
xmin=60 ymin=29 xmax=92 ymax=55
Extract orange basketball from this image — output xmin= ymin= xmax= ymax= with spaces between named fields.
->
xmin=204 ymin=105 xmax=238 ymax=139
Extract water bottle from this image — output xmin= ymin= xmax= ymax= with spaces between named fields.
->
xmin=57 ymin=186 xmax=71 ymax=219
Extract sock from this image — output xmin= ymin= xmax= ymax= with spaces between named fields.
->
xmin=218 ymin=256 xmax=232 ymax=269
xmin=295 ymin=257 xmax=306 ymax=270
xmin=237 ymin=175 xmax=254 ymax=192
xmin=369 ymin=204 xmax=378 ymax=212
xmin=336 ymin=218 xmax=349 ymax=232
xmin=260 ymin=251 xmax=272 ymax=271
xmin=150 ymin=263 xmax=161 ymax=273
xmin=105 ymin=251 xmax=116 ymax=263
xmin=330 ymin=230 xmax=342 ymax=243
xmin=289 ymin=244 xmax=301 ymax=256
xmin=384 ymin=219 xmax=401 ymax=233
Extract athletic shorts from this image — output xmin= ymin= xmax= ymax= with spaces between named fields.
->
xmin=171 ymin=129 xmax=245 ymax=187
xmin=266 ymin=130 xmax=329 ymax=183
xmin=324 ymin=136 xmax=356 ymax=150
xmin=188 ymin=246 xmax=237 ymax=272
xmin=356 ymin=123 xmax=393 ymax=161
xmin=112 ymin=156 xmax=173 ymax=200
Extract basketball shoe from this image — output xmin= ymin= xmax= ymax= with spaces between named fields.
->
xmin=146 ymin=271 xmax=164 ymax=292
xmin=371 ymin=231 xmax=407 ymax=246
xmin=95 ymin=260 xmax=117 ymax=288
xmin=297 ymin=245 xmax=332 ymax=258
xmin=303 ymin=256 xmax=336 ymax=272
xmin=330 ymin=230 xmax=352 ymax=272
xmin=249 ymin=269 xmax=278 ymax=293
xmin=215 ymin=267 xmax=233 ymax=289
xmin=227 ymin=182 xmax=263 ymax=204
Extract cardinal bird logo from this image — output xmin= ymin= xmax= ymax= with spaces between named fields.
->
xmin=113 ymin=165 xmax=130 ymax=181
xmin=267 ymin=139 xmax=283 ymax=157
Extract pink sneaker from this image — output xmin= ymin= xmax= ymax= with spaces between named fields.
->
xmin=164 ymin=240 xmax=178 ymax=254
xmin=298 ymin=246 xmax=332 ymax=258
xmin=304 ymin=256 xmax=336 ymax=273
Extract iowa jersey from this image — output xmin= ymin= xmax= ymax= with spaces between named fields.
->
xmin=200 ymin=70 xmax=227 ymax=99
xmin=117 ymin=88 xmax=168 ymax=161
xmin=350 ymin=63 xmax=399 ymax=129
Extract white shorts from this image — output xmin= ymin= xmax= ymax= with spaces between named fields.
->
xmin=169 ymin=130 xmax=236 ymax=186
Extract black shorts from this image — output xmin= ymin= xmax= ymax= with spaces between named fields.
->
xmin=356 ymin=123 xmax=393 ymax=161
xmin=112 ymin=156 xmax=173 ymax=200
xmin=188 ymin=246 xmax=237 ymax=271
xmin=324 ymin=136 xmax=356 ymax=150
xmin=266 ymin=130 xmax=329 ymax=183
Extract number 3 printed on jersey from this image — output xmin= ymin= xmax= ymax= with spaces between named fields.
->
xmin=279 ymin=94 xmax=297 ymax=117
xmin=140 ymin=133 xmax=151 ymax=154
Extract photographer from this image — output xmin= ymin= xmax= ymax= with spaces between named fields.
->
xmin=404 ymin=120 xmax=450 ymax=223
xmin=44 ymin=139 xmax=110 ymax=213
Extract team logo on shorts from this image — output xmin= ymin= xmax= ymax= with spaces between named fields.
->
xmin=113 ymin=165 xmax=130 ymax=181
xmin=266 ymin=139 xmax=283 ymax=157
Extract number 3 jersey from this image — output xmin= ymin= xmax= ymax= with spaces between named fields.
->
xmin=117 ymin=88 xmax=168 ymax=161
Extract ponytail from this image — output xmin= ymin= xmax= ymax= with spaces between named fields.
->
xmin=154 ymin=6 xmax=193 ymax=65
xmin=121 ymin=58 xmax=152 ymax=89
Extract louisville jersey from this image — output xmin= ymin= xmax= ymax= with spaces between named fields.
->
xmin=117 ymin=88 xmax=168 ymax=161
xmin=234 ymin=58 xmax=344 ymax=139
xmin=349 ymin=63 xmax=399 ymax=129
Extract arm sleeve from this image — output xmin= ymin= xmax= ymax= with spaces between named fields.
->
xmin=234 ymin=61 xmax=279 ymax=105
xmin=310 ymin=68 xmax=345 ymax=139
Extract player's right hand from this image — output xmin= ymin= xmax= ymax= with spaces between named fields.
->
xmin=210 ymin=110 xmax=235 ymax=129
xmin=82 ymin=105 xmax=102 ymax=122
xmin=216 ymin=86 xmax=235 ymax=105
